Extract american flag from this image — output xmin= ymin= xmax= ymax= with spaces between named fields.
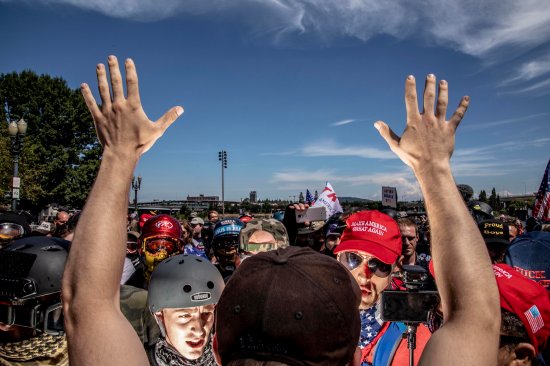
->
xmin=305 ymin=189 xmax=315 ymax=205
xmin=533 ymin=159 xmax=550 ymax=222
xmin=524 ymin=305 xmax=544 ymax=334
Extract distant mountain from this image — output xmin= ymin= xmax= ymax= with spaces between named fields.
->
xmin=338 ymin=196 xmax=374 ymax=203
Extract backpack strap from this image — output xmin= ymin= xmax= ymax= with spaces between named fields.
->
xmin=373 ymin=322 xmax=407 ymax=366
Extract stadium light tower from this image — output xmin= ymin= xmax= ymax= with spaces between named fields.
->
xmin=218 ymin=150 xmax=228 ymax=215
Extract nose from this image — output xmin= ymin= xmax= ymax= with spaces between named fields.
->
xmin=187 ymin=315 xmax=206 ymax=336
xmin=356 ymin=263 xmax=373 ymax=282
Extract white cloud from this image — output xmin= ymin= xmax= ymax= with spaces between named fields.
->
xmin=271 ymin=168 xmax=422 ymax=197
xmin=331 ymin=119 xmax=356 ymax=127
xmin=501 ymin=54 xmax=550 ymax=85
xmin=301 ymin=139 xmax=396 ymax=159
xmin=464 ymin=113 xmax=547 ymax=130
xmin=500 ymin=78 xmax=550 ymax=95
xmin=14 ymin=0 xmax=550 ymax=61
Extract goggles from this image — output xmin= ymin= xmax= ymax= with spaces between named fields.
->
xmin=126 ymin=240 xmax=139 ymax=254
xmin=144 ymin=237 xmax=180 ymax=255
xmin=213 ymin=236 xmax=239 ymax=249
xmin=242 ymin=242 xmax=277 ymax=253
xmin=0 ymin=301 xmax=64 ymax=336
xmin=0 ymin=223 xmax=25 ymax=241
xmin=337 ymin=252 xmax=392 ymax=278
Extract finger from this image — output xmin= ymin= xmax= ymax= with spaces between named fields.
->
xmin=81 ymin=83 xmax=102 ymax=121
xmin=404 ymin=75 xmax=419 ymax=121
xmin=80 ymin=83 xmax=103 ymax=147
xmin=107 ymin=55 xmax=125 ymax=102
xmin=423 ymin=74 xmax=436 ymax=116
xmin=449 ymin=96 xmax=470 ymax=130
xmin=96 ymin=64 xmax=112 ymax=110
xmin=436 ymin=80 xmax=448 ymax=122
xmin=155 ymin=106 xmax=184 ymax=133
xmin=374 ymin=121 xmax=401 ymax=151
xmin=125 ymin=58 xmax=141 ymax=106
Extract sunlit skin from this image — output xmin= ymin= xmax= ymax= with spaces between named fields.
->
xmin=155 ymin=305 xmax=215 ymax=360
xmin=192 ymin=224 xmax=203 ymax=237
xmin=508 ymin=225 xmax=518 ymax=242
xmin=399 ymin=224 xmax=418 ymax=263
xmin=55 ymin=211 xmax=70 ymax=226
xmin=325 ymin=235 xmax=341 ymax=251
xmin=345 ymin=251 xmax=392 ymax=310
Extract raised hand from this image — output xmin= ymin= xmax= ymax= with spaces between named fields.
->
xmin=80 ymin=55 xmax=183 ymax=157
xmin=374 ymin=74 xmax=469 ymax=174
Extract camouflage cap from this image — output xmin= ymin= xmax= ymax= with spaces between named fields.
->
xmin=239 ymin=218 xmax=289 ymax=253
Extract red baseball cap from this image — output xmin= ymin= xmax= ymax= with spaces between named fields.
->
xmin=493 ymin=264 xmax=550 ymax=352
xmin=334 ymin=210 xmax=401 ymax=264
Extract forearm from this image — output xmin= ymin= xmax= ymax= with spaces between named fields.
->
xmin=415 ymin=164 xmax=499 ymax=317
xmin=63 ymin=149 xmax=138 ymax=305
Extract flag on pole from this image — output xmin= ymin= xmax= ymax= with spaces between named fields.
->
xmin=305 ymin=189 xmax=315 ymax=205
xmin=312 ymin=182 xmax=343 ymax=220
xmin=533 ymin=159 xmax=550 ymax=222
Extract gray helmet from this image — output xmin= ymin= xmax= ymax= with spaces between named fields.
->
xmin=147 ymin=254 xmax=225 ymax=313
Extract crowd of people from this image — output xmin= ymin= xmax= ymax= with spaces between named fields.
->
xmin=0 ymin=56 xmax=549 ymax=366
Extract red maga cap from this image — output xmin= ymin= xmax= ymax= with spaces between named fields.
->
xmin=334 ymin=210 xmax=401 ymax=265
xmin=493 ymin=263 xmax=550 ymax=352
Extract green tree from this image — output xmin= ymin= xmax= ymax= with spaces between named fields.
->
xmin=0 ymin=70 xmax=101 ymax=212
xmin=478 ymin=190 xmax=488 ymax=203
xmin=299 ymin=191 xmax=304 ymax=203
xmin=489 ymin=188 xmax=498 ymax=209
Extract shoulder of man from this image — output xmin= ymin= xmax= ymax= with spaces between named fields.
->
xmin=119 ymin=285 xmax=160 ymax=346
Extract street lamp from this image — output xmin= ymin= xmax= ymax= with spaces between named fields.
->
xmin=8 ymin=118 xmax=27 ymax=211
xmin=131 ymin=175 xmax=142 ymax=213
xmin=218 ymin=150 xmax=227 ymax=215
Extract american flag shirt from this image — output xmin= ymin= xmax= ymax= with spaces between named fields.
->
xmin=359 ymin=304 xmax=384 ymax=349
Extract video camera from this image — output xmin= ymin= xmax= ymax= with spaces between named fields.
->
xmin=381 ymin=264 xmax=440 ymax=324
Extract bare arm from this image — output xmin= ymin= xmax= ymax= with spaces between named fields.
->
xmin=375 ymin=75 xmax=500 ymax=365
xmin=62 ymin=56 xmax=183 ymax=366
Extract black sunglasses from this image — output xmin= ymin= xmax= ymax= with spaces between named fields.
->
xmin=337 ymin=252 xmax=392 ymax=278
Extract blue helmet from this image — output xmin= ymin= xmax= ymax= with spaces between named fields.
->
xmin=213 ymin=218 xmax=245 ymax=239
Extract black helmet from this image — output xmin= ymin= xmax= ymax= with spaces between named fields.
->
xmin=456 ymin=184 xmax=474 ymax=202
xmin=380 ymin=208 xmax=398 ymax=220
xmin=0 ymin=236 xmax=69 ymax=335
xmin=468 ymin=201 xmax=494 ymax=223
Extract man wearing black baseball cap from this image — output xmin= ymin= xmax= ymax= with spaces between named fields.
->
xmin=478 ymin=219 xmax=511 ymax=263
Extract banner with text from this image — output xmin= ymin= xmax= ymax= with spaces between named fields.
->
xmin=382 ymin=186 xmax=398 ymax=208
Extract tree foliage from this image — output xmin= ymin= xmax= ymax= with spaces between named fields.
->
xmin=478 ymin=190 xmax=488 ymax=203
xmin=0 ymin=70 xmax=100 ymax=213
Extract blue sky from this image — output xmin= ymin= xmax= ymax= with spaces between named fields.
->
xmin=1 ymin=0 xmax=549 ymax=202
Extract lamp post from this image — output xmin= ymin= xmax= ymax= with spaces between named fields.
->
xmin=8 ymin=118 xmax=27 ymax=212
xmin=131 ymin=175 xmax=142 ymax=213
xmin=218 ymin=150 xmax=227 ymax=215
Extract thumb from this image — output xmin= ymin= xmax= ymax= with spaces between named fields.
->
xmin=374 ymin=121 xmax=400 ymax=150
xmin=156 ymin=106 xmax=184 ymax=132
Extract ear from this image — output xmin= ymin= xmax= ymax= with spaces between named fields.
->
xmin=154 ymin=311 xmax=167 ymax=338
xmin=510 ymin=342 xmax=536 ymax=366
xmin=212 ymin=333 xmax=222 ymax=365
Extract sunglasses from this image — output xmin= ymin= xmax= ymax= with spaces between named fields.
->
xmin=337 ymin=252 xmax=392 ymax=278
xmin=214 ymin=237 xmax=239 ymax=249
xmin=145 ymin=237 xmax=179 ymax=255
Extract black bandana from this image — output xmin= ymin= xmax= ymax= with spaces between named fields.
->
xmin=154 ymin=336 xmax=216 ymax=366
